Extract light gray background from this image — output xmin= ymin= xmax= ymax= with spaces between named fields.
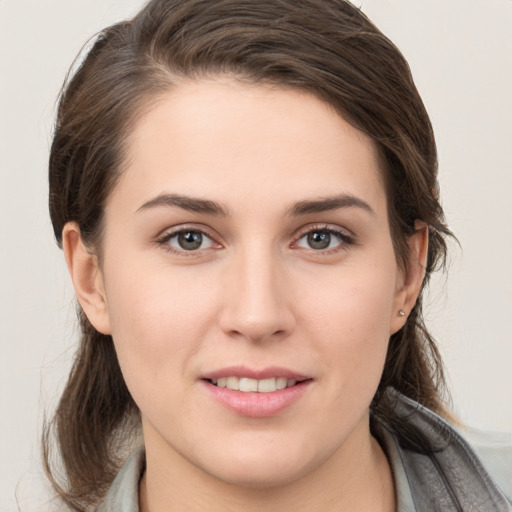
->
xmin=1 ymin=0 xmax=511 ymax=510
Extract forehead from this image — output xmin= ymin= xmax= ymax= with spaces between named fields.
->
xmin=112 ymin=78 xmax=387 ymax=217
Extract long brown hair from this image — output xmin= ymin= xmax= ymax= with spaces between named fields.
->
xmin=45 ymin=0 xmax=453 ymax=509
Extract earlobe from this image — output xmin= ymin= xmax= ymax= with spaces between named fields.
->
xmin=62 ymin=222 xmax=112 ymax=335
xmin=390 ymin=222 xmax=429 ymax=334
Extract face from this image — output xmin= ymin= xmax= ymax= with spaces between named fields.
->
xmin=80 ymin=78 xmax=413 ymax=488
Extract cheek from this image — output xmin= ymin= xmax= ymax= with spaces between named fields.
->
xmin=102 ymin=258 xmax=221 ymax=392
xmin=300 ymin=257 xmax=398 ymax=385
xmin=302 ymin=253 xmax=397 ymax=330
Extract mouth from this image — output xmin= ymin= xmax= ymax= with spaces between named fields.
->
xmin=207 ymin=376 xmax=304 ymax=393
xmin=202 ymin=371 xmax=312 ymax=417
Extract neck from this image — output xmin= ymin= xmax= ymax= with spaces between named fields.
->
xmin=139 ymin=419 xmax=395 ymax=512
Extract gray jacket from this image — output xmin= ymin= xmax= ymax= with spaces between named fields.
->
xmin=373 ymin=390 xmax=512 ymax=511
xmin=97 ymin=391 xmax=512 ymax=511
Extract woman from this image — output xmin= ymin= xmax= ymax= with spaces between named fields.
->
xmin=44 ymin=0 xmax=512 ymax=510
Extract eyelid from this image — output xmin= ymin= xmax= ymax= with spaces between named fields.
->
xmin=291 ymin=224 xmax=355 ymax=252
xmin=155 ymin=224 xmax=223 ymax=255
xmin=154 ymin=222 xmax=354 ymax=256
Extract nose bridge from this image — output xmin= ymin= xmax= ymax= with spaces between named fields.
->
xmin=220 ymin=240 xmax=294 ymax=342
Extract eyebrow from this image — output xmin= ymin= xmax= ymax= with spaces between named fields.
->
xmin=136 ymin=193 xmax=229 ymax=216
xmin=136 ymin=192 xmax=374 ymax=217
xmin=287 ymin=194 xmax=375 ymax=217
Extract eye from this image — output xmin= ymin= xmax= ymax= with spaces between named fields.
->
xmin=160 ymin=229 xmax=217 ymax=252
xmin=295 ymin=227 xmax=353 ymax=251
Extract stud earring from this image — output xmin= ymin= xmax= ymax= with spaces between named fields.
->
xmin=398 ymin=309 xmax=406 ymax=317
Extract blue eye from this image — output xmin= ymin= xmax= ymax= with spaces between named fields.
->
xmin=296 ymin=228 xmax=352 ymax=251
xmin=164 ymin=230 xmax=215 ymax=251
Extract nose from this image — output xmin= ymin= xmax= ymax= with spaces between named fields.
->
xmin=218 ymin=245 xmax=296 ymax=343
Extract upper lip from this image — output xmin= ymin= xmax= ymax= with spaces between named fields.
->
xmin=201 ymin=365 xmax=310 ymax=381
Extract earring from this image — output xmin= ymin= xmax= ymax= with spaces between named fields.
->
xmin=398 ymin=309 xmax=406 ymax=317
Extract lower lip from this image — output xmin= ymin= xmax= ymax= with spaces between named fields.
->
xmin=202 ymin=380 xmax=312 ymax=418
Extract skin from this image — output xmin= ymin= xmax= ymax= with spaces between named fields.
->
xmin=63 ymin=78 xmax=428 ymax=512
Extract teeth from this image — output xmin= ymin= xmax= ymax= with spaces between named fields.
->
xmin=212 ymin=376 xmax=299 ymax=393
xmin=226 ymin=376 xmax=239 ymax=390
xmin=239 ymin=378 xmax=258 ymax=392
xmin=276 ymin=377 xmax=287 ymax=390
xmin=257 ymin=378 xmax=276 ymax=392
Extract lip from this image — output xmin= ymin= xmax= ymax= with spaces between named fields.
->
xmin=201 ymin=365 xmax=309 ymax=381
xmin=200 ymin=366 xmax=312 ymax=418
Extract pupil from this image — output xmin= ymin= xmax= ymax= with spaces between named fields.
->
xmin=178 ymin=231 xmax=202 ymax=250
xmin=308 ymin=231 xmax=330 ymax=250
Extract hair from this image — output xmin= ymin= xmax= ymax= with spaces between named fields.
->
xmin=45 ymin=0 xmax=454 ymax=509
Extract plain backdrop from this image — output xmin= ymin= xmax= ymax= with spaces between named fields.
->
xmin=1 ymin=0 xmax=511 ymax=510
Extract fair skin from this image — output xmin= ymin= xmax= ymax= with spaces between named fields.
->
xmin=63 ymin=78 xmax=428 ymax=512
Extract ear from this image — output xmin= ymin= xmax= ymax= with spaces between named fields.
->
xmin=62 ymin=222 xmax=112 ymax=335
xmin=390 ymin=221 xmax=429 ymax=334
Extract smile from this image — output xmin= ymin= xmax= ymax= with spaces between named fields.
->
xmin=203 ymin=377 xmax=312 ymax=418
xmin=210 ymin=377 xmax=298 ymax=393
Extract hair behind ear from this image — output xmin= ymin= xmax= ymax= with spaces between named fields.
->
xmin=43 ymin=311 xmax=139 ymax=510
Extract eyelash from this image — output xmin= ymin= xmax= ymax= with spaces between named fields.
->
xmin=155 ymin=224 xmax=355 ymax=256
xmin=293 ymin=225 xmax=355 ymax=254
xmin=156 ymin=226 xmax=219 ymax=257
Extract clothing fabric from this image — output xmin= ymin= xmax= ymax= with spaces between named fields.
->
xmin=372 ymin=391 xmax=512 ymax=511
xmin=96 ymin=390 xmax=512 ymax=512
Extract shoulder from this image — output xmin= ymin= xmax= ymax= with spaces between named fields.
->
xmin=373 ymin=389 xmax=512 ymax=511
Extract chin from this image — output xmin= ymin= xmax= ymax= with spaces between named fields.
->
xmin=196 ymin=442 xmax=324 ymax=489
xmin=207 ymin=461 xmax=310 ymax=489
